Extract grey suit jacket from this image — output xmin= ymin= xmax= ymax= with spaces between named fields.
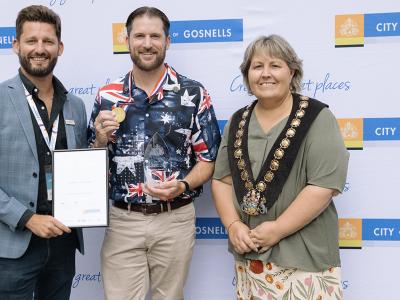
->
xmin=0 ymin=75 xmax=87 ymax=258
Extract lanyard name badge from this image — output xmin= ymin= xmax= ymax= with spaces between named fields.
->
xmin=24 ymin=86 xmax=59 ymax=201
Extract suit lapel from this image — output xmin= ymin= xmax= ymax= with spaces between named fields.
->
xmin=63 ymin=96 xmax=76 ymax=149
xmin=7 ymin=76 xmax=39 ymax=162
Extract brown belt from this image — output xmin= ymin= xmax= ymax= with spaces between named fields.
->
xmin=113 ymin=197 xmax=193 ymax=215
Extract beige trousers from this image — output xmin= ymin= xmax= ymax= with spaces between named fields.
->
xmin=101 ymin=203 xmax=196 ymax=300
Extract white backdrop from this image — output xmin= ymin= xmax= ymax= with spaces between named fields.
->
xmin=1 ymin=1 xmax=400 ymax=299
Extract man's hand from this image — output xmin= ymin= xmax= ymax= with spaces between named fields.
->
xmin=143 ymin=180 xmax=186 ymax=201
xmin=93 ymin=110 xmax=119 ymax=147
xmin=25 ymin=214 xmax=71 ymax=239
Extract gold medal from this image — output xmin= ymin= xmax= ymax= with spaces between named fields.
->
xmin=113 ymin=107 xmax=126 ymax=123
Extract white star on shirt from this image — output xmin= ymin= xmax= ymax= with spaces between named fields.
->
xmin=160 ymin=113 xmax=173 ymax=124
xmin=180 ymin=89 xmax=196 ymax=107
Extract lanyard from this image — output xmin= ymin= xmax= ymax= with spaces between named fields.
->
xmin=23 ymin=85 xmax=60 ymax=152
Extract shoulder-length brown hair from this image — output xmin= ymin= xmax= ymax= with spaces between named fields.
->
xmin=240 ymin=34 xmax=303 ymax=94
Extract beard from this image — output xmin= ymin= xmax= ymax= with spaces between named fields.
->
xmin=130 ymin=46 xmax=166 ymax=72
xmin=18 ymin=53 xmax=58 ymax=77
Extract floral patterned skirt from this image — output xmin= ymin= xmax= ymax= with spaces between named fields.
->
xmin=235 ymin=260 xmax=342 ymax=300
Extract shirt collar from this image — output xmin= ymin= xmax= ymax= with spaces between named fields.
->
xmin=122 ymin=63 xmax=180 ymax=100
xmin=18 ymin=68 xmax=68 ymax=98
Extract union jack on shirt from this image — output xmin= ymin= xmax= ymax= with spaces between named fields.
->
xmin=88 ymin=64 xmax=221 ymax=204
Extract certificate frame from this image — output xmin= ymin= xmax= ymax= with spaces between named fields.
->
xmin=52 ymin=148 xmax=109 ymax=228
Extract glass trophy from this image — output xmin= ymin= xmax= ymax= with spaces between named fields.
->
xmin=143 ymin=133 xmax=171 ymax=202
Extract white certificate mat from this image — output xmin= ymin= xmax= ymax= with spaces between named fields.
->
xmin=53 ymin=148 xmax=108 ymax=227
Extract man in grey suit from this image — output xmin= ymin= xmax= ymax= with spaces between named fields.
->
xmin=0 ymin=5 xmax=87 ymax=300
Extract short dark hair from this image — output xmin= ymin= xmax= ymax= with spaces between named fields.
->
xmin=126 ymin=6 xmax=170 ymax=37
xmin=16 ymin=5 xmax=61 ymax=40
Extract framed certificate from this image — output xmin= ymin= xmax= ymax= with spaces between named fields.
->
xmin=52 ymin=148 xmax=109 ymax=227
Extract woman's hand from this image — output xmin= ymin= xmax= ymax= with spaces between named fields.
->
xmin=249 ymin=221 xmax=282 ymax=251
xmin=229 ymin=221 xmax=258 ymax=254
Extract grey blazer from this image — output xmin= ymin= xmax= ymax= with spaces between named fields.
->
xmin=0 ymin=75 xmax=87 ymax=258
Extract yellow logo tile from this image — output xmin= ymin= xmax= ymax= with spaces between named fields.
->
xmin=112 ymin=23 xmax=128 ymax=53
xmin=335 ymin=14 xmax=364 ymax=47
xmin=337 ymin=118 xmax=363 ymax=149
xmin=339 ymin=218 xmax=362 ymax=248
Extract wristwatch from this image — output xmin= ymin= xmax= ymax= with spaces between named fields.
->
xmin=179 ymin=180 xmax=190 ymax=194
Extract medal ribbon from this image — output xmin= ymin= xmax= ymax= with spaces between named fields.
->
xmin=23 ymin=85 xmax=60 ymax=152
xmin=128 ymin=67 xmax=168 ymax=103
xmin=149 ymin=67 xmax=168 ymax=98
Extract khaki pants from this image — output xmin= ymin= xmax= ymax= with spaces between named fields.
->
xmin=101 ymin=203 xmax=195 ymax=300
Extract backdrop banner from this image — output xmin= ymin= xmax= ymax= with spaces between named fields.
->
xmin=1 ymin=1 xmax=399 ymax=299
